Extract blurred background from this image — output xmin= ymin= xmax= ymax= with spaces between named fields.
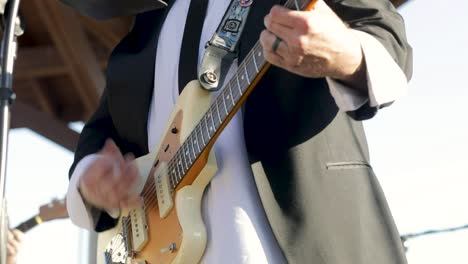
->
xmin=3 ymin=0 xmax=468 ymax=263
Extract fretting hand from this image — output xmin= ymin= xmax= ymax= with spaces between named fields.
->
xmin=260 ymin=1 xmax=367 ymax=91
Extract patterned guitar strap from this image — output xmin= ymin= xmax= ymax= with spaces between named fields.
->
xmin=198 ymin=0 xmax=254 ymax=91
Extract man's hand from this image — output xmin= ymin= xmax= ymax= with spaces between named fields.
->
xmin=78 ymin=139 xmax=141 ymax=211
xmin=260 ymin=1 xmax=367 ymax=91
xmin=6 ymin=229 xmax=23 ymax=264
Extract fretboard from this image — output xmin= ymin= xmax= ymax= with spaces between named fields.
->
xmin=14 ymin=216 xmax=40 ymax=233
xmin=165 ymin=0 xmax=316 ymax=190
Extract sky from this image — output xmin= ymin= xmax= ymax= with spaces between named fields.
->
xmin=364 ymin=0 xmax=468 ymax=262
xmin=2 ymin=0 xmax=468 ymax=263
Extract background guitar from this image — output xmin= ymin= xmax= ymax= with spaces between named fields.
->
xmin=13 ymin=197 xmax=68 ymax=233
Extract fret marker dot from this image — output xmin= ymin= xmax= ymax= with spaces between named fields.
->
xmin=186 ymin=151 xmax=189 ymax=155
xmin=258 ymin=52 xmax=261 ymax=57
xmin=241 ymin=75 xmax=244 ymax=80
xmin=227 ymin=95 xmax=230 ymax=99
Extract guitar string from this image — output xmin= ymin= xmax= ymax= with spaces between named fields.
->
xmin=117 ymin=5 xmax=287 ymax=244
xmin=161 ymin=0 xmax=312 ymax=193
xmin=107 ymin=41 xmax=265 ymax=263
xmin=107 ymin=0 xmax=309 ymax=260
xmin=142 ymin=41 xmax=264 ymax=208
xmin=133 ymin=41 xmax=263 ymax=210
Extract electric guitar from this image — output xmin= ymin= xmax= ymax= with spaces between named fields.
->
xmin=13 ymin=198 xmax=68 ymax=233
xmin=97 ymin=0 xmax=318 ymax=263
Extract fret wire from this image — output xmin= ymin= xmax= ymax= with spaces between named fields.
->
xmin=244 ymin=59 xmax=255 ymax=86
xmin=170 ymin=169 xmax=175 ymax=189
xmin=215 ymin=99 xmax=223 ymax=124
xmin=166 ymin=159 xmax=174 ymax=187
xmin=208 ymin=109 xmax=216 ymax=135
xmin=243 ymin=64 xmax=250 ymax=85
xmin=189 ymin=135 xmax=197 ymax=159
xmin=293 ymin=0 xmax=300 ymax=10
xmin=181 ymin=144 xmax=189 ymax=171
xmin=195 ymin=125 xmax=202 ymax=152
xmin=203 ymin=115 xmax=212 ymax=139
xmin=252 ymin=52 xmax=259 ymax=73
xmin=221 ymin=92 xmax=229 ymax=115
xmin=184 ymin=143 xmax=193 ymax=164
xmin=236 ymin=72 xmax=243 ymax=97
xmin=172 ymin=158 xmax=179 ymax=186
xmin=177 ymin=152 xmax=184 ymax=181
xmin=197 ymin=122 xmax=206 ymax=146
xmin=209 ymin=106 xmax=219 ymax=129
xmin=170 ymin=153 xmax=177 ymax=178
xmin=175 ymin=157 xmax=182 ymax=182
xmin=228 ymin=82 xmax=236 ymax=106
xmin=221 ymin=98 xmax=228 ymax=119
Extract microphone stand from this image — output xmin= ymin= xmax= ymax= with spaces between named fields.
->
xmin=0 ymin=0 xmax=22 ymax=263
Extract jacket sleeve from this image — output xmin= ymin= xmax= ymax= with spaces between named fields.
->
xmin=68 ymin=89 xmax=122 ymax=232
xmin=327 ymin=0 xmax=413 ymax=120
xmin=60 ymin=0 xmax=167 ymax=19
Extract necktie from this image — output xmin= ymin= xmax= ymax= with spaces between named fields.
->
xmin=178 ymin=0 xmax=209 ymax=93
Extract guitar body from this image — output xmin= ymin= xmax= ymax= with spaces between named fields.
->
xmin=97 ymin=81 xmax=218 ymax=264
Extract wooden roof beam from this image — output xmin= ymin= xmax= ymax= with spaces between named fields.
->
xmin=10 ymin=101 xmax=80 ymax=152
xmin=15 ymin=46 xmax=108 ymax=80
xmin=14 ymin=80 xmax=54 ymax=115
xmin=30 ymin=0 xmax=106 ymax=118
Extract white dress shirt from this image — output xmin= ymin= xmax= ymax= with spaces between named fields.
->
xmin=67 ymin=0 xmax=409 ymax=263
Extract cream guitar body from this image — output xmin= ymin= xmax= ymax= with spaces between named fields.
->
xmin=97 ymin=81 xmax=218 ymax=264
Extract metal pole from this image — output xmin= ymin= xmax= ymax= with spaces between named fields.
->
xmin=0 ymin=0 xmax=22 ymax=263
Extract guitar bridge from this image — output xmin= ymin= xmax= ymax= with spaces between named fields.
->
xmin=103 ymin=217 xmax=131 ymax=264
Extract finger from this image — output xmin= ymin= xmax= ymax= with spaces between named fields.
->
xmin=120 ymin=195 xmax=143 ymax=209
xmin=11 ymin=229 xmax=23 ymax=242
xmin=7 ymin=244 xmax=17 ymax=256
xmin=102 ymin=159 xmax=138 ymax=208
xmin=100 ymin=139 xmax=125 ymax=164
xmin=260 ymin=30 xmax=285 ymax=66
xmin=264 ymin=13 xmax=298 ymax=47
xmin=115 ymin=157 xmax=140 ymax=209
xmin=267 ymin=5 xmax=310 ymax=30
xmin=114 ymin=160 xmax=138 ymax=198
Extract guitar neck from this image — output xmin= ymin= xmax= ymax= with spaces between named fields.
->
xmin=14 ymin=215 xmax=41 ymax=233
xmin=162 ymin=0 xmax=318 ymax=190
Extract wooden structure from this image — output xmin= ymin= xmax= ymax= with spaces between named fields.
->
xmin=4 ymin=0 xmax=409 ymax=152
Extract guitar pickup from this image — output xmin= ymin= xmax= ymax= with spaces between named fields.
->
xmin=130 ymin=205 xmax=149 ymax=252
xmin=154 ymin=163 xmax=174 ymax=218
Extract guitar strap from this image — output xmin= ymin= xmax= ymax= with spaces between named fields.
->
xmin=198 ymin=0 xmax=253 ymax=91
